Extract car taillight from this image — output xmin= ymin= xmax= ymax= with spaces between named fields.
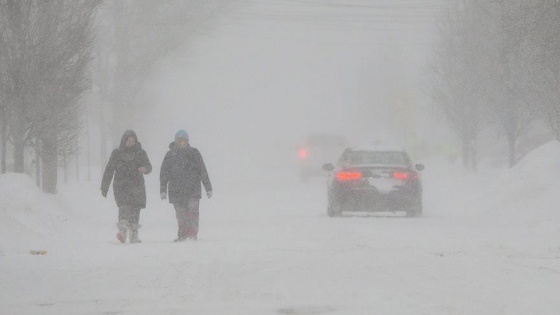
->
xmin=336 ymin=171 xmax=362 ymax=181
xmin=392 ymin=171 xmax=409 ymax=180
xmin=299 ymin=148 xmax=307 ymax=159
xmin=393 ymin=171 xmax=418 ymax=181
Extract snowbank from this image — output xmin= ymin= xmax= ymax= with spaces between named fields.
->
xmin=0 ymin=173 xmax=67 ymax=237
xmin=482 ymin=140 xmax=560 ymax=226
xmin=0 ymin=173 xmax=69 ymax=254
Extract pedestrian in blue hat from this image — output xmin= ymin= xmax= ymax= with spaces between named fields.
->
xmin=160 ymin=130 xmax=212 ymax=241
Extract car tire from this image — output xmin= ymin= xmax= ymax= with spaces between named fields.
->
xmin=327 ymin=204 xmax=342 ymax=217
xmin=406 ymin=208 xmax=422 ymax=218
xmin=406 ymin=198 xmax=423 ymax=218
xmin=327 ymin=205 xmax=335 ymax=217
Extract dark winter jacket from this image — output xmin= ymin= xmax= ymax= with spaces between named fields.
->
xmin=101 ymin=130 xmax=152 ymax=209
xmin=160 ymin=142 xmax=212 ymax=205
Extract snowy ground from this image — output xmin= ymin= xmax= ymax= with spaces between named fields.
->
xmin=1 ymin=142 xmax=560 ymax=314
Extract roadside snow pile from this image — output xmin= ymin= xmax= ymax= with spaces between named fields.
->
xmin=483 ymin=140 xmax=560 ymax=225
xmin=0 ymin=173 xmax=67 ymax=252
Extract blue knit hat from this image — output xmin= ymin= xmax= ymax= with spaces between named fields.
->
xmin=175 ymin=129 xmax=188 ymax=141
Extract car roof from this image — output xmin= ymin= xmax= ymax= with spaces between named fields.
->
xmin=348 ymin=145 xmax=406 ymax=152
xmin=304 ymin=134 xmax=347 ymax=146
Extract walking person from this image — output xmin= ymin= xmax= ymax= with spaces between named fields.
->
xmin=160 ymin=130 xmax=212 ymax=242
xmin=101 ymin=130 xmax=152 ymax=244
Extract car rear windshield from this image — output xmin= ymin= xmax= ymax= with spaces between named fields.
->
xmin=305 ymin=135 xmax=346 ymax=147
xmin=346 ymin=151 xmax=409 ymax=165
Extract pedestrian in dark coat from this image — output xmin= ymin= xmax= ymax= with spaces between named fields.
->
xmin=160 ymin=130 xmax=212 ymax=241
xmin=101 ymin=130 xmax=152 ymax=244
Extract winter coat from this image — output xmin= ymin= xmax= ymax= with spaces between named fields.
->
xmin=160 ymin=142 xmax=212 ymax=205
xmin=101 ymin=130 xmax=152 ymax=209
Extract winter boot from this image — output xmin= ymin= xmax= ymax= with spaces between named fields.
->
xmin=186 ymin=227 xmax=198 ymax=241
xmin=116 ymin=220 xmax=129 ymax=243
xmin=174 ymin=236 xmax=188 ymax=242
xmin=129 ymin=224 xmax=142 ymax=244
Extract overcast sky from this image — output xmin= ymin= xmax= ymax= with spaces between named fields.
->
xmin=139 ymin=0 xmax=443 ymax=174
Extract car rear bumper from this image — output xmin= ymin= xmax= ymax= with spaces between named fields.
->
xmin=332 ymin=187 xmax=421 ymax=212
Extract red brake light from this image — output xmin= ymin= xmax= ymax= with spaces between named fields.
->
xmin=299 ymin=148 xmax=307 ymax=159
xmin=392 ymin=171 xmax=409 ymax=180
xmin=393 ymin=171 xmax=418 ymax=180
xmin=336 ymin=171 xmax=362 ymax=181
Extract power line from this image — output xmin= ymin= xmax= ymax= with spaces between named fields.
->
xmin=228 ymin=0 xmax=449 ymax=27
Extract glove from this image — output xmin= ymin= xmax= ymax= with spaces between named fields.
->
xmin=101 ymin=189 xmax=107 ymax=198
xmin=160 ymin=192 xmax=167 ymax=200
xmin=206 ymin=191 xmax=212 ymax=199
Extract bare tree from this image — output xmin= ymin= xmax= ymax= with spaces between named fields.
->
xmin=0 ymin=0 xmax=32 ymax=173
xmin=0 ymin=96 xmax=7 ymax=174
xmin=0 ymin=0 xmax=100 ymax=193
xmin=92 ymin=0 xmax=235 ymax=158
xmin=517 ymin=0 xmax=560 ymax=141
xmin=36 ymin=1 xmax=100 ymax=193
xmin=477 ymin=0 xmax=535 ymax=168
xmin=432 ymin=1 xmax=489 ymax=170
xmin=431 ymin=0 xmax=546 ymax=169
xmin=0 ymin=21 xmax=6 ymax=173
xmin=0 ymin=59 xmax=7 ymax=173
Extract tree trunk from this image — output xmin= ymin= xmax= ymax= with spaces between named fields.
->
xmin=1 ymin=110 xmax=6 ymax=173
xmin=507 ymin=133 xmax=516 ymax=168
xmin=100 ymin=104 xmax=107 ymax=177
xmin=63 ymin=152 xmax=67 ymax=184
xmin=461 ymin=137 xmax=470 ymax=170
xmin=461 ymin=136 xmax=478 ymax=172
xmin=87 ymin=124 xmax=91 ymax=181
xmin=76 ymin=150 xmax=80 ymax=181
xmin=470 ymin=139 xmax=477 ymax=172
xmin=1 ymin=131 xmax=6 ymax=174
xmin=13 ymin=140 xmax=25 ymax=173
xmin=41 ymin=135 xmax=58 ymax=194
xmin=35 ymin=146 xmax=41 ymax=188
xmin=11 ymin=115 xmax=26 ymax=173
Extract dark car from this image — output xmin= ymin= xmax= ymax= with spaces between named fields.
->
xmin=322 ymin=146 xmax=424 ymax=217
xmin=298 ymin=134 xmax=347 ymax=181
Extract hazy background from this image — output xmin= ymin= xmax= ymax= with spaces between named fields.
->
xmin=131 ymin=0 xmax=443 ymax=180
xmin=3 ymin=2 xmax=560 ymax=313
xmin=3 ymin=0 xmax=558 ymax=194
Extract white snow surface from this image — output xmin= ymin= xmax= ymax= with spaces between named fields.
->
xmin=2 ymin=141 xmax=560 ymax=314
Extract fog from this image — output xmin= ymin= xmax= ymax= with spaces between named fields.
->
xmin=4 ymin=1 xmax=560 ymax=314
xmin=133 ymin=0 xmax=441 ymax=178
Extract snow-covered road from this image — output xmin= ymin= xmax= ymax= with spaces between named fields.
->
xmin=2 ymin=147 xmax=560 ymax=314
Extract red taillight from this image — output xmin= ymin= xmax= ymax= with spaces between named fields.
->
xmin=336 ymin=171 xmax=362 ymax=181
xmin=299 ymin=148 xmax=307 ymax=159
xmin=392 ymin=171 xmax=409 ymax=180
xmin=393 ymin=171 xmax=418 ymax=181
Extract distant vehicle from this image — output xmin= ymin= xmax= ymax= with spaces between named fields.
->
xmin=322 ymin=146 xmax=424 ymax=217
xmin=298 ymin=134 xmax=348 ymax=181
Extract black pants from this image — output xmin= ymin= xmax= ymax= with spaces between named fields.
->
xmin=118 ymin=206 xmax=140 ymax=224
